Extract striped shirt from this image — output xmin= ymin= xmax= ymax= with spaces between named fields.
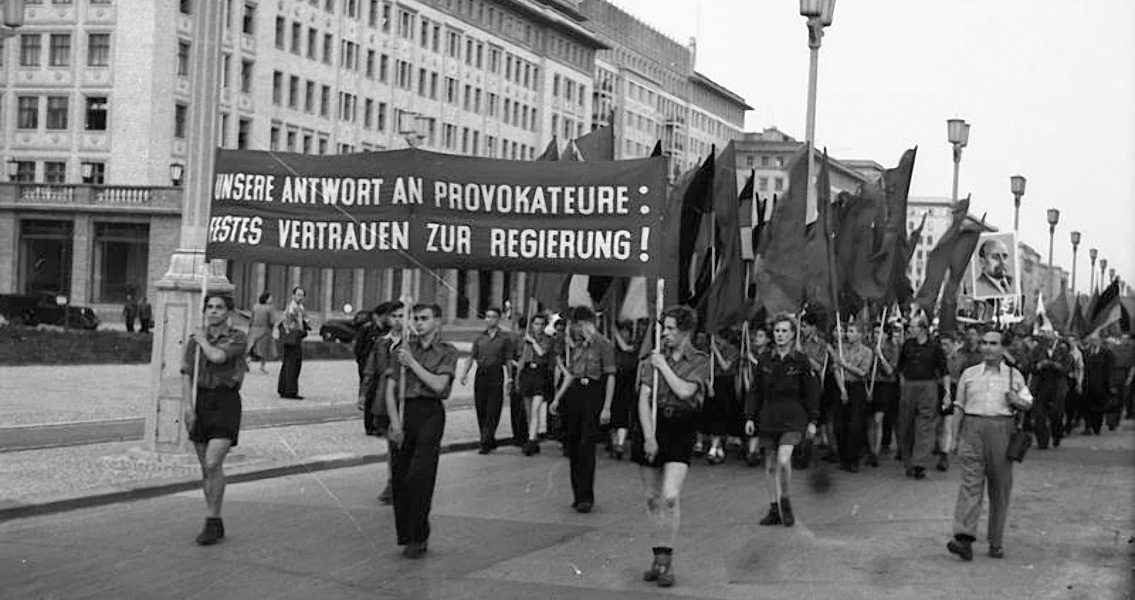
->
xmin=956 ymin=361 xmax=1034 ymax=417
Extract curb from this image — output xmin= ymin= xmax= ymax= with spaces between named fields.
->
xmin=0 ymin=438 xmax=510 ymax=523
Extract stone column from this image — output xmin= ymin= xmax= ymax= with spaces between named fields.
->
xmin=68 ymin=214 xmax=91 ymax=303
xmin=466 ymin=269 xmax=480 ymax=321
xmin=438 ymin=268 xmax=458 ymax=323
xmin=490 ymin=270 xmax=505 ymax=311
xmin=353 ymin=268 xmax=365 ymax=312
xmin=146 ymin=0 xmax=230 ymax=453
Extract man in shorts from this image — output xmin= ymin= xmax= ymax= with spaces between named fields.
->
xmin=634 ymin=305 xmax=710 ymax=588
xmin=181 ymin=293 xmax=249 ymax=546
xmin=745 ymin=314 xmax=820 ymax=528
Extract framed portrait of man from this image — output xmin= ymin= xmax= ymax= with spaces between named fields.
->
xmin=970 ymin=231 xmax=1020 ymax=300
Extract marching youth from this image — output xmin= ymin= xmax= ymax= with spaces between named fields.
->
xmin=358 ymin=301 xmax=404 ymax=504
xmin=384 ymin=303 xmax=458 ymax=559
xmin=634 ymin=305 xmax=709 ymax=588
xmin=745 ymin=314 xmax=821 ymax=528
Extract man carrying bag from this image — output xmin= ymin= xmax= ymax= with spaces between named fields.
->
xmin=946 ymin=329 xmax=1033 ymax=562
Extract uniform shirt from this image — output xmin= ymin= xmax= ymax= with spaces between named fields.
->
xmin=841 ymin=342 xmax=873 ymax=383
xmin=898 ymin=337 xmax=947 ymax=382
xmin=471 ymin=329 xmax=513 ymax=377
xmin=568 ymin=333 xmax=616 ymax=380
xmin=359 ymin=333 xmax=398 ymax=401
xmin=875 ymin=340 xmax=901 ymax=383
xmin=712 ymin=337 xmax=741 ymax=376
xmin=956 ymin=361 xmax=1033 ymax=417
xmin=745 ymin=349 xmax=821 ymax=434
xmin=519 ymin=331 xmax=552 ymax=369
xmin=636 ymin=343 xmax=710 ymax=413
xmin=385 ymin=337 xmax=459 ymax=400
xmin=180 ymin=325 xmax=249 ymax=390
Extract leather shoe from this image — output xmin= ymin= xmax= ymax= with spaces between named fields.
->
xmin=988 ymin=545 xmax=1004 ymax=559
xmin=403 ymin=541 xmax=428 ymax=559
xmin=574 ymin=501 xmax=593 ymax=514
xmin=947 ymin=539 xmax=974 ymax=561
xmin=195 ymin=518 xmax=224 ymax=546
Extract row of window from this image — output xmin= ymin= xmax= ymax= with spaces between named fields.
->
xmin=429 ymin=0 xmax=594 ymax=71
xmin=11 ymin=33 xmax=111 ymax=68
xmin=743 ymin=154 xmax=788 ymax=169
xmin=180 ymin=0 xmax=256 ymax=35
xmin=11 ymin=94 xmax=108 ymax=131
xmin=8 ymin=159 xmax=106 ymax=184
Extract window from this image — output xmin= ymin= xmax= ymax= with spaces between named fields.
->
xmin=465 ymin=39 xmax=473 ymax=65
xmin=552 ymin=74 xmax=560 ymax=97
xmin=417 ymin=68 xmax=427 ymax=96
xmin=760 ymin=155 xmax=770 ymax=167
xmin=396 ymin=60 xmax=411 ymax=90
xmin=48 ymin=34 xmax=71 ymax=67
xmin=291 ymin=22 xmax=302 ymax=54
xmin=13 ymin=161 xmax=36 ymax=183
xmin=46 ymin=96 xmax=68 ymax=130
xmin=758 ymin=176 xmax=769 ymax=192
xmin=180 ymin=0 xmax=192 ymax=14
xmin=745 ymin=156 xmax=754 ymax=168
xmin=272 ymin=71 xmax=283 ymax=104
xmin=176 ymin=41 xmax=190 ymax=76
xmin=462 ymin=84 xmax=470 ymax=111
xmin=379 ymin=54 xmax=389 ymax=82
xmin=320 ymin=85 xmax=330 ymax=117
xmin=381 ymin=1 xmax=391 ymax=32
xmin=286 ymin=129 xmax=297 ymax=151
xmin=431 ymin=24 xmax=440 ymax=52
xmin=377 ymin=102 xmax=386 ymax=131
xmin=174 ymin=103 xmax=188 ymax=138
xmin=318 ymin=136 xmax=328 ymax=154
xmin=366 ymin=49 xmax=375 ymax=78
xmin=241 ymin=2 xmax=255 ymax=34
xmin=307 ymin=28 xmax=318 ymax=60
xmin=489 ymin=47 xmax=500 ymax=74
xmin=219 ymin=112 xmax=230 ymax=147
xmin=419 ymin=18 xmax=429 ymax=48
xmin=20 ymin=34 xmax=41 ymax=67
xmin=305 ymin=81 xmax=315 ymax=112
xmin=368 ymin=0 xmax=379 ymax=27
xmin=287 ymin=75 xmax=299 ymax=108
xmin=237 ymin=118 xmax=250 ymax=149
xmin=221 ymin=53 xmax=231 ymax=88
xmin=364 ymin=99 xmax=374 ymax=128
xmin=275 ymin=16 xmax=286 ymax=49
xmin=447 ymin=30 xmax=460 ymax=59
xmin=445 ymin=77 xmax=457 ymax=103
xmin=17 ymin=97 xmax=38 ymax=129
xmin=774 ymin=177 xmax=784 ymax=192
xmin=93 ymin=223 xmax=150 ymax=304
xmin=240 ymin=60 xmax=254 ymax=94
xmin=303 ymin=134 xmax=313 ymax=154
xmin=323 ymin=33 xmax=333 ymax=65
xmin=429 ymin=72 xmax=438 ymax=99
xmin=84 ymin=162 xmax=106 ymax=185
xmin=85 ymin=96 xmax=108 ymax=131
xmin=40 ymin=161 xmax=64 ymax=184
xmin=398 ymin=9 xmax=413 ymax=39
xmin=87 ymin=33 xmax=110 ymax=67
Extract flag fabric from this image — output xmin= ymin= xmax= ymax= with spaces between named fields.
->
xmin=530 ymin=272 xmax=570 ymax=312
xmin=619 ymin=277 xmax=650 ymax=322
xmin=1088 ymin=281 xmax=1123 ymax=336
xmin=738 ymin=171 xmax=757 ymax=260
xmin=1069 ymin=297 xmax=1088 ymax=336
xmin=754 ymin=145 xmax=812 ymax=316
xmin=572 ymin=126 xmax=615 ymax=161
xmin=914 ymin=196 xmax=973 ymax=314
xmin=675 ymin=151 xmax=716 ymax=305
xmin=936 ymin=213 xmax=984 ymax=334
xmin=698 ymin=142 xmax=747 ymax=332
xmin=802 ymin=150 xmax=839 ymax=315
xmin=567 ymin=275 xmax=593 ymax=309
xmin=536 ymin=137 xmax=559 ymax=162
xmin=836 ymin=183 xmax=884 ymax=303
xmin=871 ymin=148 xmax=918 ymax=305
xmin=1045 ymin=288 xmax=1072 ymax=333
xmin=562 ymin=140 xmax=584 ymax=162
xmin=649 ymin=140 xmax=663 ymax=157
xmin=1034 ymin=290 xmax=1050 ymax=333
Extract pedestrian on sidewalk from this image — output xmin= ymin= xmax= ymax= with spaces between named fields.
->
xmin=1028 ymin=329 xmax=1070 ymax=449
xmin=549 ymin=306 xmax=615 ymax=514
xmin=385 ymin=303 xmax=458 ymax=559
xmin=359 ymin=302 xmax=403 ymax=504
xmin=460 ymin=307 xmax=513 ymax=454
xmin=180 ymin=293 xmax=248 ymax=546
xmin=277 ymin=286 xmax=309 ymax=400
xmin=947 ymin=329 xmax=1032 ymax=562
xmin=896 ymin=316 xmax=951 ymax=480
xmin=247 ymin=292 xmax=276 ymax=374
xmin=1081 ymin=334 xmax=1113 ymax=435
xmin=356 ymin=302 xmax=393 ymax=436
xmin=518 ymin=313 xmax=552 ymax=456
xmin=123 ymin=292 xmax=137 ymax=333
xmin=138 ymin=297 xmax=153 ymax=334
xmin=745 ymin=314 xmax=820 ymax=530
xmin=634 ymin=305 xmax=709 ymax=588
xmin=832 ymin=321 xmax=872 ymax=473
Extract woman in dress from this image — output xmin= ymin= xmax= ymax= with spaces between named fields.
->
xmin=247 ymin=292 xmax=276 ymax=374
xmin=277 ymin=286 xmax=309 ymax=399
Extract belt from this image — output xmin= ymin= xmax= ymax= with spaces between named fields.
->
xmin=964 ymin=413 xmax=1012 ymax=419
xmin=660 ymin=405 xmax=696 ymax=419
xmin=572 ymin=377 xmax=599 ymax=387
xmin=523 ymin=362 xmax=544 ymax=370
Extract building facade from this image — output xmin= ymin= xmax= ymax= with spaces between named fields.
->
xmin=0 ymin=0 xmax=749 ymax=325
xmin=733 ymin=127 xmax=871 ymax=201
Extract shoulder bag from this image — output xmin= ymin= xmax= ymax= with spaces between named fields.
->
xmin=1006 ymin=368 xmax=1032 ymax=463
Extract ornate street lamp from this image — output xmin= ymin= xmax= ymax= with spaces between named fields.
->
xmin=1109 ymin=267 xmax=1116 ymax=284
xmin=1070 ymin=231 xmax=1080 ymax=296
xmin=946 ymin=119 xmax=970 ymax=204
xmin=1010 ymin=174 xmax=1026 ymax=232
xmin=1046 ymin=208 xmax=1059 ymax=298
xmin=799 ymin=0 xmax=836 ymax=223
xmin=1100 ymin=258 xmax=1108 ymax=291
xmin=1089 ymin=248 xmax=1098 ymax=292
xmin=6 ymin=159 xmax=18 ymax=181
xmin=169 ymin=162 xmax=185 ymax=187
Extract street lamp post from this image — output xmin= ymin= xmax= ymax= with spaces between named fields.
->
xmin=1109 ymin=267 xmax=1116 ymax=285
xmin=1010 ymin=175 xmax=1026 ymax=232
xmin=1100 ymin=259 xmax=1108 ymax=292
xmin=1089 ymin=248 xmax=1098 ymax=292
xmin=947 ymin=119 xmax=970 ymax=204
xmin=799 ymin=0 xmax=835 ymax=223
xmin=1070 ymin=231 xmax=1081 ymax=297
xmin=1046 ymin=208 xmax=1060 ymax=299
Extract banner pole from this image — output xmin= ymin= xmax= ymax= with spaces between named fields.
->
xmin=190 ymin=263 xmax=208 ymax=430
xmin=709 ymin=209 xmax=716 ymax=390
xmin=399 ymin=295 xmax=417 ymax=427
xmin=651 ymin=278 xmax=663 ymax=431
xmin=868 ymin=305 xmax=888 ymax=398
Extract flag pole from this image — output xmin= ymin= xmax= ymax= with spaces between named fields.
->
xmin=651 ymin=278 xmax=664 ymax=430
xmin=868 ymin=305 xmax=888 ymax=398
xmin=709 ymin=208 xmax=717 ymax=390
xmin=190 ymin=263 xmax=208 ymax=423
xmin=398 ymin=294 xmax=417 ymax=427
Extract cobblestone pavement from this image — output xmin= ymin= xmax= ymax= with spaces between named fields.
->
xmin=0 ymin=352 xmax=476 ymax=426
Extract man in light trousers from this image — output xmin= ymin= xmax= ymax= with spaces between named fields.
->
xmin=947 ymin=330 xmax=1033 ymax=561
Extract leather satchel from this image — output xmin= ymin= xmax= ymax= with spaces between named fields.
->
xmin=1006 ymin=368 xmax=1031 ymax=462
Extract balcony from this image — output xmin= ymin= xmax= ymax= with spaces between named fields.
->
xmin=0 ymin=184 xmax=183 ymax=213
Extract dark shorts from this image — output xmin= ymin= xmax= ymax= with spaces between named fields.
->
xmin=758 ymin=430 xmax=803 ymax=450
xmin=518 ymin=366 xmax=549 ymax=399
xmin=190 ymin=387 xmax=242 ymax=447
xmin=633 ymin=406 xmax=697 ymax=467
xmin=870 ymin=381 xmax=899 ymax=414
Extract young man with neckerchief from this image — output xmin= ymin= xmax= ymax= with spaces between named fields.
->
xmin=634 ymin=305 xmax=709 ymax=588
xmin=358 ymin=301 xmax=404 ymax=504
xmin=461 ymin=307 xmax=514 ymax=454
xmin=385 ymin=303 xmax=458 ymax=559
xmin=180 ymin=293 xmax=249 ymax=546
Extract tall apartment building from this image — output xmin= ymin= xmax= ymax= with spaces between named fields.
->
xmin=734 ymin=127 xmax=872 ymax=200
xmin=0 ymin=0 xmax=750 ymax=325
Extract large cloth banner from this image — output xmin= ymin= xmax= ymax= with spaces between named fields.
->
xmin=206 ymin=149 xmax=668 ymax=277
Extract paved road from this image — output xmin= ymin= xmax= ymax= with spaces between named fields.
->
xmin=3 ymin=425 xmax=1132 ymax=600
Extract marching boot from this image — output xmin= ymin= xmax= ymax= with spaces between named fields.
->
xmin=654 ymin=550 xmax=674 ymax=587
xmin=195 ymin=517 xmax=224 ymax=546
xmin=378 ymin=482 xmax=393 ymax=505
xmin=759 ymin=502 xmax=782 ymax=526
xmin=779 ymin=497 xmax=795 ymax=527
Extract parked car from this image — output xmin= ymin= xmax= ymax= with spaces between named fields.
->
xmin=0 ymin=291 xmax=100 ymax=329
xmin=319 ymin=310 xmax=371 ymax=343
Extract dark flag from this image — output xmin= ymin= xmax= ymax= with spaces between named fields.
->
xmin=915 ymin=196 xmax=973 ymax=315
xmin=1088 ymin=280 xmax=1123 ymax=336
xmin=675 ymin=150 xmax=715 ymax=305
xmin=871 ymin=148 xmax=918 ymax=304
xmin=650 ymin=140 xmax=663 ymax=157
xmin=536 ymin=137 xmax=560 ymax=162
xmin=1044 ymin=288 xmax=1072 ymax=333
xmin=1069 ymin=297 xmax=1088 ymax=336
xmin=936 ymin=214 xmax=985 ymax=333
xmin=836 ymin=183 xmax=884 ymax=303
xmin=888 ymin=211 xmax=926 ymax=306
xmin=803 ymin=150 xmax=839 ymax=315
xmin=573 ymin=126 xmax=615 ymax=161
xmin=530 ymin=272 xmax=570 ymax=312
xmin=754 ymin=145 xmax=812 ymax=316
xmin=738 ymin=171 xmax=757 ymax=260
xmin=697 ymin=142 xmax=747 ymax=332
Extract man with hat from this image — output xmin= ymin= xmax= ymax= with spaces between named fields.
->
xmin=549 ymin=306 xmax=616 ymax=513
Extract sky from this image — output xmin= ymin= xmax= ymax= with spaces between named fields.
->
xmin=609 ymin=0 xmax=1135 ymax=295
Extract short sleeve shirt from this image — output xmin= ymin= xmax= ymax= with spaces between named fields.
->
xmin=386 ymin=338 xmax=459 ymax=400
xmin=712 ymin=338 xmax=741 ymax=376
xmin=519 ymin=332 xmax=552 ymax=368
xmin=898 ymin=337 xmax=947 ymax=381
xmin=636 ymin=345 xmax=710 ymax=412
xmin=568 ymin=334 xmax=617 ymax=380
xmin=842 ymin=343 xmax=873 ymax=382
xmin=471 ymin=329 xmax=513 ymax=373
xmin=180 ymin=326 xmax=249 ymax=390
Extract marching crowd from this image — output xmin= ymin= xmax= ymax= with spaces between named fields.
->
xmin=177 ymin=290 xmax=1134 ymax=587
